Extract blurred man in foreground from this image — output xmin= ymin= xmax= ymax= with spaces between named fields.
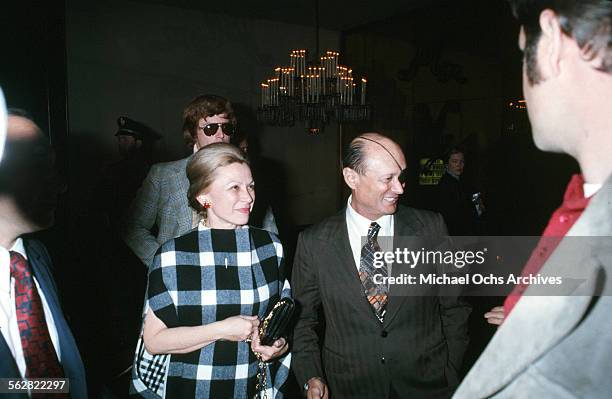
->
xmin=0 ymin=110 xmax=87 ymax=397
xmin=456 ymin=1 xmax=612 ymax=397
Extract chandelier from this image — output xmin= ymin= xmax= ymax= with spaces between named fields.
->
xmin=257 ymin=49 xmax=371 ymax=129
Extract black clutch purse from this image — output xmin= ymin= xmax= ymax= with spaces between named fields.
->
xmin=259 ymin=297 xmax=295 ymax=346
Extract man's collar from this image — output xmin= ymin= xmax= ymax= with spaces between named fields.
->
xmin=0 ymin=237 xmax=26 ymax=294
xmin=346 ymin=195 xmax=393 ymax=232
xmin=584 ymin=182 xmax=602 ymax=198
xmin=11 ymin=238 xmax=26 ymax=258
xmin=446 ymin=170 xmax=460 ymax=180
xmin=0 ymin=237 xmax=25 ymax=258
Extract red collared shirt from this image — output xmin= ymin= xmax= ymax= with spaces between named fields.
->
xmin=504 ymin=174 xmax=593 ymax=314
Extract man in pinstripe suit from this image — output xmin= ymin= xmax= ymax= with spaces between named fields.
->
xmin=292 ymin=133 xmax=470 ymax=399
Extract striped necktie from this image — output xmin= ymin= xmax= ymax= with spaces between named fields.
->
xmin=358 ymin=222 xmax=388 ymax=322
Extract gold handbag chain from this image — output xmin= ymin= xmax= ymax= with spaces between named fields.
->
xmin=255 ymin=353 xmax=268 ymax=399
xmin=254 ymin=300 xmax=285 ymax=399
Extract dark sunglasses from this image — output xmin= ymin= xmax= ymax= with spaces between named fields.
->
xmin=199 ymin=122 xmax=236 ymax=136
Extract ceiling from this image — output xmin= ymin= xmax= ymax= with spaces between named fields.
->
xmin=132 ymin=0 xmax=446 ymax=32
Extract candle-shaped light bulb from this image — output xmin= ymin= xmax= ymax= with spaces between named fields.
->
xmin=261 ymin=83 xmax=265 ymax=107
xmin=322 ymin=69 xmax=326 ymax=94
xmin=361 ymin=77 xmax=367 ymax=105
xmin=300 ymin=74 xmax=304 ymax=103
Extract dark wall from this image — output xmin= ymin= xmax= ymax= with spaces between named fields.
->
xmin=1 ymin=1 xmax=68 ymax=165
xmin=66 ymin=0 xmax=343 ymax=227
xmin=343 ymin=0 xmax=579 ymax=235
xmin=0 ymin=1 xmax=71 ymax=293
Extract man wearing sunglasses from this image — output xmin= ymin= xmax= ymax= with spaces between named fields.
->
xmin=122 ymin=94 xmax=237 ymax=268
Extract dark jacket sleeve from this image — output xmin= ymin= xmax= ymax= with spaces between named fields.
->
xmin=437 ymin=175 xmax=459 ymax=232
xmin=431 ymin=213 xmax=471 ymax=373
xmin=290 ymin=231 xmax=325 ymax=388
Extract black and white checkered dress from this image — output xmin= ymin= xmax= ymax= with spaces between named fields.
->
xmin=131 ymin=225 xmax=291 ymax=398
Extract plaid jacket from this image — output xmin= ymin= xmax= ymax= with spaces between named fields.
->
xmin=131 ymin=225 xmax=291 ymax=398
xmin=122 ymin=157 xmax=193 ymax=268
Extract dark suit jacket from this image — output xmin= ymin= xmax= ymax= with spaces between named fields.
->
xmin=292 ymin=205 xmax=470 ymax=399
xmin=0 ymin=240 xmax=87 ymax=399
xmin=436 ymin=173 xmax=478 ymax=236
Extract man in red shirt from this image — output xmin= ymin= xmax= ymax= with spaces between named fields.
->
xmin=455 ymin=1 xmax=612 ymax=398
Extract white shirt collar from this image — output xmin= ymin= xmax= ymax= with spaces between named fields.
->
xmin=346 ymin=195 xmax=393 ymax=236
xmin=345 ymin=195 xmax=394 ymax=271
xmin=0 ymin=237 xmax=62 ymax=372
xmin=0 ymin=237 xmax=26 ymax=294
xmin=583 ymin=183 xmax=602 ymax=198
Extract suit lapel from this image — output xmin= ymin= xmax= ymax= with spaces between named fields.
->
xmin=328 ymin=211 xmax=382 ymax=322
xmin=383 ymin=207 xmax=420 ymax=327
xmin=25 ymin=241 xmax=86 ymax=396
xmin=456 ymin=178 xmax=612 ymax=398
xmin=457 ymin=247 xmax=597 ymax=398
xmin=26 ymin=243 xmax=62 ymax=325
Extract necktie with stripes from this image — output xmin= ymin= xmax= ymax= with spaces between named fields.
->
xmin=358 ymin=222 xmax=388 ymax=322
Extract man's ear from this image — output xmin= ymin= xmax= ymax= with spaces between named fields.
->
xmin=539 ymin=9 xmax=564 ymax=77
xmin=343 ymin=167 xmax=359 ymax=190
xmin=135 ymin=139 xmax=143 ymax=149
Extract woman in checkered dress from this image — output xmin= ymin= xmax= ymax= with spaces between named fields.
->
xmin=131 ymin=143 xmax=291 ymax=398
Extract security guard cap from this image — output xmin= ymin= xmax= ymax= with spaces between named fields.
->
xmin=115 ymin=116 xmax=161 ymax=141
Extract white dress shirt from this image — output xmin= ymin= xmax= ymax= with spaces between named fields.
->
xmin=584 ymin=183 xmax=602 ymax=198
xmin=345 ymin=195 xmax=394 ymax=271
xmin=0 ymin=238 xmax=61 ymax=378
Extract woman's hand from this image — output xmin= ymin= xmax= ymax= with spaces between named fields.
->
xmin=219 ymin=315 xmax=260 ymax=342
xmin=250 ymin=333 xmax=288 ymax=361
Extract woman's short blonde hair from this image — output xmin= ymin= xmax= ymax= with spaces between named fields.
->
xmin=186 ymin=142 xmax=249 ymax=216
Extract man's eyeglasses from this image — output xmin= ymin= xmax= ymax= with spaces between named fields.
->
xmin=198 ymin=122 xmax=236 ymax=136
